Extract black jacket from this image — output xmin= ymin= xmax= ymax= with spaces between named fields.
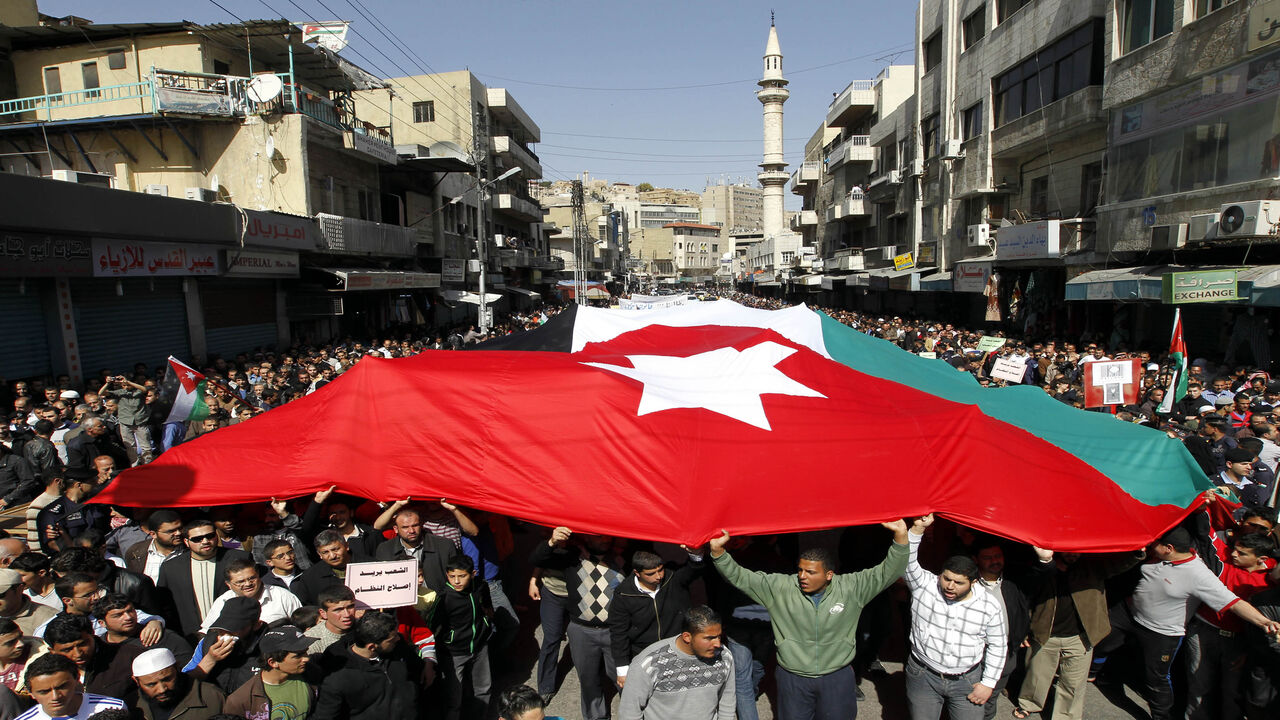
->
xmin=64 ymin=431 xmax=128 ymax=471
xmin=100 ymin=563 xmax=165 ymax=617
xmin=299 ymin=502 xmax=383 ymax=559
xmin=21 ymin=436 xmax=60 ymax=481
xmin=374 ymin=534 xmax=456 ymax=594
xmin=427 ymin=582 xmax=492 ymax=655
xmin=156 ymin=548 xmax=253 ymax=638
xmin=292 ymin=561 xmax=353 ymax=607
xmin=85 ymin=636 xmax=143 ymax=706
xmin=312 ymin=635 xmax=422 ymax=720
xmin=608 ymin=559 xmax=703 ymax=669
xmin=0 ymin=452 xmax=38 ymax=506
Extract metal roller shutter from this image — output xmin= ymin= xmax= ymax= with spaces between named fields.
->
xmin=0 ymin=280 xmax=53 ymax=380
xmin=74 ymin=279 xmax=190 ymax=376
xmin=199 ymin=279 xmax=279 ymax=359
xmin=205 ymin=323 xmax=279 ymax=359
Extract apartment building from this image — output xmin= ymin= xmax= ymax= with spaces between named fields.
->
xmin=701 ymin=183 xmax=764 ymax=234
xmin=0 ymin=16 xmax=434 ymax=378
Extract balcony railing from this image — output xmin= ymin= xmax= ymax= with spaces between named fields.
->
xmin=0 ymin=68 xmax=389 ymax=143
xmin=826 ymin=135 xmax=874 ymax=168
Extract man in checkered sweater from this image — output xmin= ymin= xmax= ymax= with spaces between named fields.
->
xmin=903 ymin=514 xmax=1008 ymax=720
xmin=531 ymin=526 xmax=627 ymax=720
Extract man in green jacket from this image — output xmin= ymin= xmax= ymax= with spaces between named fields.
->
xmin=709 ymin=520 xmax=912 ymax=720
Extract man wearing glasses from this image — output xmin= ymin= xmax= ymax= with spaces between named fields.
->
xmin=260 ymin=539 xmax=303 ymax=593
xmin=157 ymin=519 xmax=252 ymax=640
xmin=198 ymin=557 xmax=300 ymax=633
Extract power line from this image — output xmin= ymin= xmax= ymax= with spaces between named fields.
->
xmin=472 ymin=44 xmax=913 ymax=92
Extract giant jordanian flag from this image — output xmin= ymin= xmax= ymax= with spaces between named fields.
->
xmin=95 ymin=300 xmax=1212 ymax=551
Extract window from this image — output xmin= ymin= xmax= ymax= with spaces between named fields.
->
xmin=923 ymin=32 xmax=943 ymax=72
xmin=1079 ymin=162 xmax=1103 ymax=215
xmin=993 ymin=20 xmax=1104 ymax=127
xmin=413 ymin=100 xmax=435 ymax=123
xmin=43 ymin=67 xmax=61 ymax=95
xmin=212 ymin=59 xmax=231 ymax=76
xmin=1029 ymin=176 xmax=1049 ymax=216
xmin=997 ymin=0 xmax=1034 ymax=24
xmin=879 ymin=142 xmax=898 ymax=173
xmin=962 ymin=103 xmax=984 ymax=141
xmin=81 ymin=62 xmax=99 ymax=97
xmin=963 ymin=6 xmax=987 ymax=50
xmin=1195 ymin=0 xmax=1234 ymax=19
xmin=1123 ymin=0 xmax=1175 ymax=54
xmin=106 ymin=49 xmax=126 ymax=70
xmin=922 ymin=114 xmax=940 ymax=160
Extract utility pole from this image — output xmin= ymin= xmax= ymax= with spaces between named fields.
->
xmin=472 ymin=103 xmax=491 ymax=333
xmin=571 ymin=178 xmax=589 ymax=306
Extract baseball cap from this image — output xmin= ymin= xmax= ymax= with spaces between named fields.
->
xmin=259 ymin=625 xmax=314 ymax=655
xmin=0 ymin=569 xmax=20 ymax=593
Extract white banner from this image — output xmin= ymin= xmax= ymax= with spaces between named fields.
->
xmin=990 ymin=357 xmax=1028 ymax=383
xmin=345 ymin=560 xmax=417 ymax=610
xmin=619 ymin=294 xmax=689 ymax=310
xmin=442 ymin=259 xmax=465 ymax=283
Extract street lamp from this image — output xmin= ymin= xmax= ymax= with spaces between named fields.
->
xmin=450 ymin=166 xmax=521 ymax=333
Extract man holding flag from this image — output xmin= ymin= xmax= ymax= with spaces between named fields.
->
xmin=1158 ymin=309 xmax=1189 ymax=419
xmin=159 ymin=358 xmax=211 ymax=451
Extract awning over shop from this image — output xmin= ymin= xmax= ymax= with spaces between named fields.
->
xmin=319 ymin=269 xmax=441 ymax=291
xmin=504 ymin=287 xmax=541 ymax=300
xmin=794 ymin=274 xmax=824 ymax=286
xmin=1238 ymin=266 xmax=1280 ymax=307
xmin=757 ymin=281 xmax=781 ymax=287
xmin=865 ymin=267 xmax=924 ymax=291
xmin=1064 ymin=266 xmax=1176 ymax=302
xmin=920 ymin=271 xmax=953 ymax=292
xmin=820 ymin=276 xmax=845 ymax=290
xmin=439 ymin=289 xmax=503 ymax=305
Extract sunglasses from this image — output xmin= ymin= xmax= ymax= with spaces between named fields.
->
xmin=187 ymin=533 xmax=217 ymax=543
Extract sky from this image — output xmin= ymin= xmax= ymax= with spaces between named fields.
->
xmin=43 ymin=1 xmax=917 ymax=203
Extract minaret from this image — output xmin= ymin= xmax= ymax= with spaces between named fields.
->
xmin=757 ymin=16 xmax=790 ymax=239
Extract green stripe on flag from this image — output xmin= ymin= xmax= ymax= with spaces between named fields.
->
xmin=817 ymin=313 xmax=1212 ymax=508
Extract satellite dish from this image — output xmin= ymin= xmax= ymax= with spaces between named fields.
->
xmin=246 ymin=74 xmax=284 ymax=103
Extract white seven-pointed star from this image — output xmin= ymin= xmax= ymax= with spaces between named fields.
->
xmin=582 ymin=341 xmax=826 ymax=430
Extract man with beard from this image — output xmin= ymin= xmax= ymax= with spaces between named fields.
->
xmin=903 ymin=514 xmax=1007 ymax=720
xmin=294 ymin=530 xmax=364 ymax=606
xmin=131 ymin=648 xmax=225 ymax=720
xmin=374 ymin=507 xmax=454 ymax=594
xmin=124 ymin=510 xmax=184 ymax=584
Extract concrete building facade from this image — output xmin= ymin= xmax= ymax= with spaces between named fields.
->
xmin=701 ymin=182 xmax=764 ymax=234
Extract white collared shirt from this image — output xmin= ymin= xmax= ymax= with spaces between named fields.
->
xmin=199 ymin=584 xmax=301 ymax=634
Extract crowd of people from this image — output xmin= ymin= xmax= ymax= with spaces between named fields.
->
xmin=0 ymin=293 xmax=1277 ymax=720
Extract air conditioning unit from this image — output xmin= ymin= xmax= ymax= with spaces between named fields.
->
xmin=885 ymin=170 xmax=902 ymax=184
xmin=48 ymin=169 xmax=114 ymax=188
xmin=907 ymin=159 xmax=924 ymax=177
xmin=143 ymin=184 xmax=169 ymax=196
xmin=878 ymin=246 xmax=896 ymax=260
xmin=185 ymin=187 xmax=218 ymax=202
xmin=941 ymin=140 xmax=965 ymax=160
xmin=967 ymin=223 xmax=991 ymax=247
xmin=1189 ymin=213 xmax=1219 ymax=241
xmin=1218 ymin=201 xmax=1279 ymax=237
xmin=467 ymin=259 xmax=481 ymax=272
xmin=1150 ymin=223 xmax=1188 ymax=251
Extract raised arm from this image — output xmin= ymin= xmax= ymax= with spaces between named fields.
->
xmin=903 ymin=513 xmax=936 ymax=592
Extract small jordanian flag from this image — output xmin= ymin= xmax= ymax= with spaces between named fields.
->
xmin=1158 ymin=309 xmax=1188 ymax=415
xmin=163 ymin=357 xmax=210 ymax=424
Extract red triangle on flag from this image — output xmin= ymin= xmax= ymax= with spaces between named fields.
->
xmin=169 ymin=358 xmax=205 ymax=394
